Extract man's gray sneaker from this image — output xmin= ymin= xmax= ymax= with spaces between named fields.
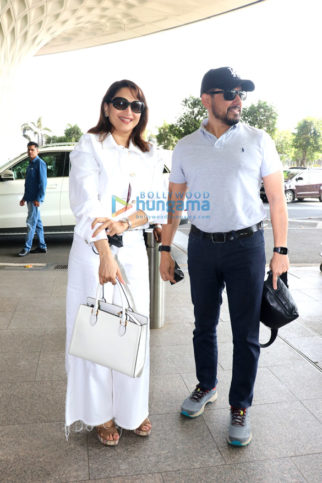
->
xmin=228 ymin=407 xmax=252 ymax=446
xmin=181 ymin=384 xmax=217 ymax=418
xmin=18 ymin=248 xmax=30 ymax=257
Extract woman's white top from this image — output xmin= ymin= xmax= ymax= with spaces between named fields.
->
xmin=69 ymin=133 xmax=166 ymax=243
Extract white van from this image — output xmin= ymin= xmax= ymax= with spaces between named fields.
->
xmin=0 ymin=144 xmax=185 ymax=234
xmin=0 ymin=144 xmax=75 ymax=233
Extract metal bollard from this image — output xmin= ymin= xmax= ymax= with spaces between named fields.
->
xmin=145 ymin=229 xmax=165 ymax=329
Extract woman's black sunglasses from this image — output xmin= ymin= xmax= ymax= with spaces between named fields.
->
xmin=107 ymin=97 xmax=145 ymax=114
xmin=208 ymin=89 xmax=247 ymax=101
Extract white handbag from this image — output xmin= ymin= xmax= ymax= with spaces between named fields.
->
xmin=68 ymin=280 xmax=148 ymax=378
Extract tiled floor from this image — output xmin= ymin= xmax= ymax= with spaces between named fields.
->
xmin=0 ymin=264 xmax=321 ymax=482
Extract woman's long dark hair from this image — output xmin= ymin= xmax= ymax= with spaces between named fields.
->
xmin=88 ymin=79 xmax=150 ymax=152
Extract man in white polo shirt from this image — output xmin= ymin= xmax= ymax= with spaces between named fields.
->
xmin=159 ymin=67 xmax=289 ymax=446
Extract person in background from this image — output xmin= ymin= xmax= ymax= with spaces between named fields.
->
xmin=160 ymin=67 xmax=289 ymax=447
xmin=18 ymin=141 xmax=47 ymax=256
xmin=65 ymin=79 xmax=164 ymax=446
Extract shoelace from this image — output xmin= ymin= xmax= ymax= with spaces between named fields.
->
xmin=231 ymin=407 xmax=247 ymax=426
xmin=190 ymin=385 xmax=210 ymax=401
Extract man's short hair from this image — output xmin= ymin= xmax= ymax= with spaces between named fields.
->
xmin=27 ymin=141 xmax=39 ymax=148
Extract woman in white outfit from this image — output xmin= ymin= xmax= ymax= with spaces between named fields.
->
xmin=65 ymin=79 xmax=164 ymax=446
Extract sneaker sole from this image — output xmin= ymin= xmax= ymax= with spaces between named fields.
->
xmin=181 ymin=392 xmax=218 ymax=418
xmin=227 ymin=433 xmax=252 ymax=447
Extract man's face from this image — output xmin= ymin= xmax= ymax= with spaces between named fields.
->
xmin=208 ymin=85 xmax=243 ymax=127
xmin=27 ymin=145 xmax=39 ymax=160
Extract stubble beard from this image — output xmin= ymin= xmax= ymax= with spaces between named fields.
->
xmin=211 ymin=104 xmax=241 ymax=127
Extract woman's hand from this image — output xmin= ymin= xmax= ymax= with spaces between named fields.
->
xmin=99 ymin=252 xmax=124 ymax=285
xmin=92 ymin=217 xmax=127 ymax=237
xmin=94 ymin=240 xmax=125 ymax=285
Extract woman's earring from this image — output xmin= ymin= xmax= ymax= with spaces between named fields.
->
xmin=105 ymin=113 xmax=109 ymax=119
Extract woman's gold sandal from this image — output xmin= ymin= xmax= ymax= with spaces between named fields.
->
xmin=96 ymin=420 xmax=121 ymax=446
xmin=133 ymin=418 xmax=152 ymax=437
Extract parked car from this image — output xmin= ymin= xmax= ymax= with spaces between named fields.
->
xmin=294 ymin=168 xmax=322 ymax=201
xmin=0 ymin=143 xmax=186 ymax=234
xmin=0 ymin=143 xmax=74 ymax=233
xmin=260 ymin=168 xmax=322 ymax=203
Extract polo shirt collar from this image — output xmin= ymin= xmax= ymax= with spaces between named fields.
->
xmin=200 ymin=118 xmax=239 ymax=142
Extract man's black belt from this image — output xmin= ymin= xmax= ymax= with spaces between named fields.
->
xmin=190 ymin=222 xmax=263 ymax=243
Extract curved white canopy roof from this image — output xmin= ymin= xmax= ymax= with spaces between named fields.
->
xmin=0 ymin=0 xmax=263 ymax=71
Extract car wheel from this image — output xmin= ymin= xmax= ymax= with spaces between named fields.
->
xmin=320 ymin=263 xmax=322 ymax=272
xmin=319 ymin=194 xmax=322 ymax=202
xmin=285 ymin=190 xmax=295 ymax=203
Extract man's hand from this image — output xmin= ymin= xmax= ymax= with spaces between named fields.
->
xmin=153 ymin=225 xmax=162 ymax=243
xmin=269 ymin=253 xmax=289 ymax=289
xmin=19 ymin=199 xmax=25 ymax=206
xmin=159 ymin=252 xmax=176 ymax=284
xmin=33 ymin=201 xmax=40 ymax=207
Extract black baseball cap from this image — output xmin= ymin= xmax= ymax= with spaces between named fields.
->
xmin=200 ymin=67 xmax=255 ymax=95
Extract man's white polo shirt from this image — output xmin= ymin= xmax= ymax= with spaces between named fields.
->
xmin=170 ymin=120 xmax=282 ymax=232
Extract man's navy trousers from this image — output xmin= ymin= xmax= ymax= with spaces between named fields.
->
xmin=187 ymin=227 xmax=266 ymax=408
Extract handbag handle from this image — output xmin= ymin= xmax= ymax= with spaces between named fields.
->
xmin=91 ymin=279 xmax=132 ymax=327
xmin=102 ymin=279 xmax=132 ymax=309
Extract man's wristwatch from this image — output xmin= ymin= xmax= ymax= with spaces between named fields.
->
xmin=158 ymin=245 xmax=171 ymax=252
xmin=273 ymin=247 xmax=288 ymax=255
xmin=120 ymin=217 xmax=132 ymax=231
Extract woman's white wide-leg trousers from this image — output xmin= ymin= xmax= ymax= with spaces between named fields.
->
xmin=65 ymin=230 xmax=150 ymax=432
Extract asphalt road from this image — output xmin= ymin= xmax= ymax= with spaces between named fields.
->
xmin=264 ymin=199 xmax=322 ymax=222
xmin=0 ymin=201 xmax=321 ymax=266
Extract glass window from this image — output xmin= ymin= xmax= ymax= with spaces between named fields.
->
xmin=11 ymin=158 xmax=29 ymax=179
xmin=283 ymin=169 xmax=302 ymax=182
xmin=40 ymin=152 xmax=66 ymax=178
xmin=63 ymin=152 xmax=71 ymax=176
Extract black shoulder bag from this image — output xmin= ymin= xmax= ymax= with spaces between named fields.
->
xmin=260 ymin=271 xmax=299 ymax=348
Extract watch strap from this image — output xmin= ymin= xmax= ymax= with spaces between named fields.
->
xmin=273 ymin=246 xmax=288 ymax=255
xmin=158 ymin=245 xmax=171 ymax=252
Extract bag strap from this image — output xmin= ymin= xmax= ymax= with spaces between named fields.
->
xmin=100 ymin=279 xmax=131 ymax=307
xmin=90 ymin=285 xmax=108 ymax=326
xmin=116 ymin=279 xmax=132 ymax=309
xmin=267 ymin=270 xmax=288 ymax=288
xmin=260 ymin=328 xmax=278 ymax=348
xmin=92 ymin=280 xmax=129 ymax=325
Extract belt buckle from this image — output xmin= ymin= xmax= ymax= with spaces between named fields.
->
xmin=238 ymin=230 xmax=250 ymax=239
xmin=211 ymin=232 xmax=226 ymax=243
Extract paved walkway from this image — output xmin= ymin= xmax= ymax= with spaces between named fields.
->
xmin=0 ymin=255 xmax=321 ymax=482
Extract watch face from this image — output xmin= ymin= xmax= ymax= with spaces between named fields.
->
xmin=274 ymin=247 xmax=288 ymax=254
